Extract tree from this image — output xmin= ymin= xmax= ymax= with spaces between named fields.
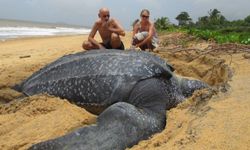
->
xmin=208 ymin=9 xmax=227 ymax=25
xmin=244 ymin=15 xmax=250 ymax=24
xmin=197 ymin=16 xmax=209 ymax=26
xmin=175 ymin=12 xmax=192 ymax=26
xmin=208 ymin=9 xmax=220 ymax=20
xmin=196 ymin=8 xmax=227 ymax=28
xmin=154 ymin=17 xmax=171 ymax=30
xmin=230 ymin=19 xmax=245 ymax=26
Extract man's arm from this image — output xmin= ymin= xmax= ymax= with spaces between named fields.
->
xmin=88 ymin=21 xmax=105 ymax=49
xmin=108 ymin=19 xmax=125 ymax=36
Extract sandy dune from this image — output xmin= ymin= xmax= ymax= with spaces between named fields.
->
xmin=0 ymin=32 xmax=249 ymax=150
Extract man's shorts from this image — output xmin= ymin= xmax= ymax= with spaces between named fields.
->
xmin=101 ymin=41 xmax=125 ymax=50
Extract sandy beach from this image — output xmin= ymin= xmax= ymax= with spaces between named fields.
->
xmin=0 ymin=32 xmax=250 ymax=150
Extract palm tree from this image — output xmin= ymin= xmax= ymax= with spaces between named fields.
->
xmin=208 ymin=9 xmax=226 ymax=25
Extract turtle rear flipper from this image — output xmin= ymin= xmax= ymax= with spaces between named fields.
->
xmin=12 ymin=84 xmax=22 ymax=92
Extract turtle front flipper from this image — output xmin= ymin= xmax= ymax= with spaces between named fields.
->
xmin=28 ymin=78 xmax=171 ymax=150
xmin=28 ymin=102 xmax=166 ymax=150
xmin=178 ymin=77 xmax=210 ymax=98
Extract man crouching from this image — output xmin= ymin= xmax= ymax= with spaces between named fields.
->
xmin=82 ymin=7 xmax=125 ymax=50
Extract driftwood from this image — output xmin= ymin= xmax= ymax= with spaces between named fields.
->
xmin=158 ymin=43 xmax=250 ymax=57
xmin=243 ymin=54 xmax=250 ymax=59
xmin=157 ymin=43 xmax=250 ymax=65
xmin=19 ymin=55 xmax=31 ymax=59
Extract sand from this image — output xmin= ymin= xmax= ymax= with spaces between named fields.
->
xmin=0 ymin=32 xmax=249 ymax=150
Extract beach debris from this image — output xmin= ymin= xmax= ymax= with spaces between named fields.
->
xmin=243 ymin=53 xmax=250 ymax=59
xmin=19 ymin=55 xmax=31 ymax=59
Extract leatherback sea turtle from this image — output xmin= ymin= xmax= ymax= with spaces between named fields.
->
xmin=14 ymin=49 xmax=208 ymax=150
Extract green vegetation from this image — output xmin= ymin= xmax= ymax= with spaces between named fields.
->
xmin=186 ymin=28 xmax=250 ymax=44
xmin=154 ymin=9 xmax=250 ymax=45
xmin=154 ymin=17 xmax=172 ymax=31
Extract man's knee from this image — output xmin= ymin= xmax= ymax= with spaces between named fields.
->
xmin=110 ymin=33 xmax=124 ymax=49
xmin=111 ymin=33 xmax=120 ymax=41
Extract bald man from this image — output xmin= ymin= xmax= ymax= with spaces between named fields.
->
xmin=82 ymin=8 xmax=126 ymax=50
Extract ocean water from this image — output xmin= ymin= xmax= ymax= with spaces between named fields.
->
xmin=0 ymin=19 xmax=91 ymax=41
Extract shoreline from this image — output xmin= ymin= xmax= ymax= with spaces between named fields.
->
xmin=0 ymin=31 xmax=132 ymax=44
xmin=0 ymin=34 xmax=87 ymax=43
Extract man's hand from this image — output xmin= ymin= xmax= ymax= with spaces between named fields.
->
xmin=108 ymin=27 xmax=125 ymax=36
xmin=99 ymin=44 xmax=106 ymax=49
xmin=119 ymin=31 xmax=125 ymax=36
xmin=107 ymin=19 xmax=125 ymax=36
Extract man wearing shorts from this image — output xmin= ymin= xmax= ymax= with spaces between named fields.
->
xmin=82 ymin=8 xmax=125 ymax=50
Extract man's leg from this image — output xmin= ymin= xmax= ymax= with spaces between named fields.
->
xmin=82 ymin=41 xmax=99 ymax=50
xmin=110 ymin=33 xmax=124 ymax=50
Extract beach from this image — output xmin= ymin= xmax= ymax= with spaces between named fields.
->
xmin=0 ymin=33 xmax=250 ymax=150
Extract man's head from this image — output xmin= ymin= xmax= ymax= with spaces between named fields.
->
xmin=98 ymin=8 xmax=110 ymax=22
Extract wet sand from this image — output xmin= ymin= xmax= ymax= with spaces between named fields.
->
xmin=0 ymin=32 xmax=249 ymax=150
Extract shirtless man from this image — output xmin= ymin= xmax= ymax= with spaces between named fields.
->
xmin=131 ymin=9 xmax=159 ymax=51
xmin=82 ymin=8 xmax=125 ymax=50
